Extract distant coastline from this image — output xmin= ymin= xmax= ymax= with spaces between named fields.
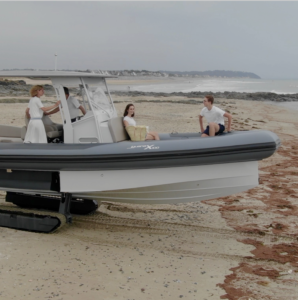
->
xmin=1 ymin=68 xmax=261 ymax=79
xmin=159 ymin=70 xmax=261 ymax=79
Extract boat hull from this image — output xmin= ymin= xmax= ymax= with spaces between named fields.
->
xmin=0 ymin=161 xmax=258 ymax=204
xmin=61 ymin=161 xmax=259 ymax=204
xmin=0 ymin=130 xmax=279 ymax=204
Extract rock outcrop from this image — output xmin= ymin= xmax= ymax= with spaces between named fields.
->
xmin=0 ymin=80 xmax=55 ymax=97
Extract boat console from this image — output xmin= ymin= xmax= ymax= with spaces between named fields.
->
xmin=50 ymin=76 xmax=118 ymax=144
xmin=0 ymin=73 xmax=120 ymax=144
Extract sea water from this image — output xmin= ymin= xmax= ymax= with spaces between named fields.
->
xmin=263 ymin=101 xmax=298 ymax=111
xmin=130 ymin=78 xmax=298 ymax=111
xmin=132 ymin=78 xmax=298 ymax=94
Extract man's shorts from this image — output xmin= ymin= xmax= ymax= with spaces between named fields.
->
xmin=71 ymin=116 xmax=82 ymax=123
xmin=203 ymin=124 xmax=225 ymax=136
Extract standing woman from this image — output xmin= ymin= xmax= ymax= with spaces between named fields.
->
xmin=24 ymin=85 xmax=60 ymax=143
xmin=123 ymin=103 xmax=160 ymax=140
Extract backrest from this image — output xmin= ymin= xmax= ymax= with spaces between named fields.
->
xmin=21 ymin=126 xmax=26 ymax=140
xmin=0 ymin=125 xmax=22 ymax=138
xmin=42 ymin=115 xmax=63 ymax=131
xmin=108 ymin=116 xmax=129 ymax=142
xmin=24 ymin=114 xmax=62 ymax=139
xmin=25 ymin=114 xmax=29 ymax=126
xmin=25 ymin=114 xmax=63 ymax=130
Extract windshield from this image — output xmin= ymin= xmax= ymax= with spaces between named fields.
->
xmin=87 ymin=86 xmax=112 ymax=111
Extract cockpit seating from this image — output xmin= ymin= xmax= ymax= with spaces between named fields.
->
xmin=25 ymin=115 xmax=63 ymax=140
xmin=0 ymin=125 xmax=26 ymax=143
xmin=108 ymin=116 xmax=129 ymax=142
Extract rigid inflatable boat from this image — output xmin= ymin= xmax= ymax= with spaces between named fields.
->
xmin=0 ymin=71 xmax=281 ymax=233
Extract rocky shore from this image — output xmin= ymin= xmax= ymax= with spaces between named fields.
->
xmin=0 ymin=79 xmax=54 ymax=97
xmin=1 ymin=79 xmax=298 ymax=102
xmin=112 ymin=90 xmax=298 ymax=102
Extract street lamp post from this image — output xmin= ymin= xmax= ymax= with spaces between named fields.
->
xmin=55 ymin=53 xmax=58 ymax=71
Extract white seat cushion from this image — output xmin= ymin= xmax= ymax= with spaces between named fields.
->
xmin=0 ymin=137 xmax=23 ymax=143
xmin=108 ymin=117 xmax=129 ymax=142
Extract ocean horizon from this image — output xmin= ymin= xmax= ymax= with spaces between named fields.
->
xmin=131 ymin=78 xmax=298 ymax=95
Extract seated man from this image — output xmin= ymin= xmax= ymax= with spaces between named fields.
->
xmin=64 ymin=87 xmax=86 ymax=122
xmin=46 ymin=87 xmax=86 ymax=123
xmin=199 ymin=95 xmax=232 ymax=137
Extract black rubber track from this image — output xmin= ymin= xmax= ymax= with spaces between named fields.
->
xmin=6 ymin=192 xmax=98 ymax=215
xmin=0 ymin=208 xmax=63 ymax=233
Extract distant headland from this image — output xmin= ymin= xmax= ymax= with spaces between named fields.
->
xmin=1 ymin=69 xmax=261 ymax=79
xmin=158 ymin=70 xmax=261 ymax=79
xmin=80 ymin=69 xmax=261 ymax=79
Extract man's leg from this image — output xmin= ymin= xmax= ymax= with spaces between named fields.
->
xmin=201 ymin=125 xmax=210 ymax=138
xmin=208 ymin=122 xmax=220 ymax=137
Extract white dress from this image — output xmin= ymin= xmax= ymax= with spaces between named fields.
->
xmin=24 ymin=97 xmax=47 ymax=143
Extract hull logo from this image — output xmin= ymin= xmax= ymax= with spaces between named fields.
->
xmin=127 ymin=145 xmax=160 ymax=150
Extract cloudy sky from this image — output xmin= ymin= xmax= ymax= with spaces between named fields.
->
xmin=1 ymin=1 xmax=298 ymax=79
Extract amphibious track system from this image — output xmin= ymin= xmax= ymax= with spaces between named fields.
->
xmin=0 ymin=192 xmax=98 ymax=233
xmin=0 ymin=205 xmax=66 ymax=233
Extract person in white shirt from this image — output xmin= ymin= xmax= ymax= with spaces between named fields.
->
xmin=24 ymin=85 xmax=60 ymax=143
xmin=123 ymin=103 xmax=160 ymax=140
xmin=199 ymin=95 xmax=232 ymax=137
xmin=46 ymin=87 xmax=86 ymax=123
xmin=63 ymin=87 xmax=86 ymax=122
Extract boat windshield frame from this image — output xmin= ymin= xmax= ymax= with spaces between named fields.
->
xmin=79 ymin=78 xmax=115 ymax=118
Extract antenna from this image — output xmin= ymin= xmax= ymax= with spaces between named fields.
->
xmin=54 ymin=53 xmax=58 ymax=71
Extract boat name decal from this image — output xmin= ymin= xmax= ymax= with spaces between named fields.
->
xmin=127 ymin=145 xmax=160 ymax=150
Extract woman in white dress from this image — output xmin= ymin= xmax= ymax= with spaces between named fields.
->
xmin=24 ymin=85 xmax=60 ymax=143
xmin=123 ymin=103 xmax=160 ymax=140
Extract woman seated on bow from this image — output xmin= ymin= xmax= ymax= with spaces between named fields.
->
xmin=123 ymin=103 xmax=160 ymax=140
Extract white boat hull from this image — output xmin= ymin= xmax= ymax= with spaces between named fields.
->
xmin=0 ymin=161 xmax=258 ymax=204
xmin=59 ymin=161 xmax=258 ymax=204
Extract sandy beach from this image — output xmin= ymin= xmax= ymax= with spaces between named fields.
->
xmin=0 ymin=90 xmax=297 ymax=299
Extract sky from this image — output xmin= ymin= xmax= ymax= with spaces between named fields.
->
xmin=1 ymin=1 xmax=298 ymax=79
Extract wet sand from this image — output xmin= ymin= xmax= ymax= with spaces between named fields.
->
xmin=0 ymin=95 xmax=297 ymax=299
